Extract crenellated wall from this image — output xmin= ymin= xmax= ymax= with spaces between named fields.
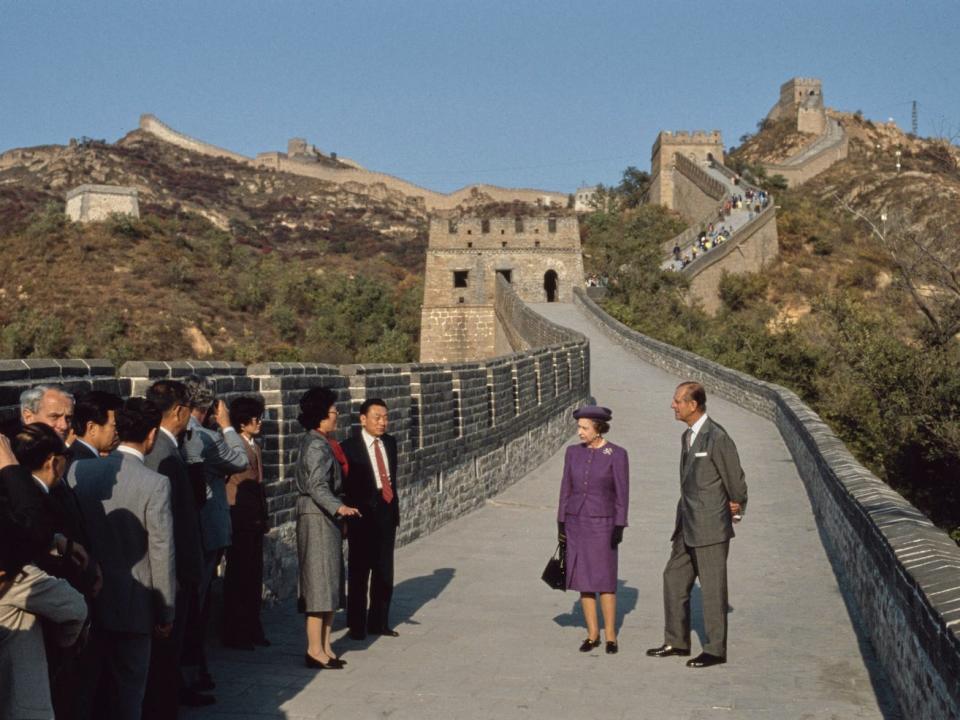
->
xmin=138 ymin=114 xmax=566 ymax=211
xmin=0 ymin=282 xmax=589 ymax=601
xmin=572 ymin=288 xmax=960 ymax=720
xmin=681 ymin=202 xmax=780 ymax=314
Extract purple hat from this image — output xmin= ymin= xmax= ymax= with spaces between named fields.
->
xmin=573 ymin=405 xmax=612 ymax=422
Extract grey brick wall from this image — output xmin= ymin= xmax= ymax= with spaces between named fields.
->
xmin=573 ymin=288 xmax=960 ymax=720
xmin=2 ymin=283 xmax=589 ymax=604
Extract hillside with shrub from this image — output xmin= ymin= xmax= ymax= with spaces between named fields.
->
xmin=0 ymin=130 xmax=429 ymax=363
xmin=583 ymin=115 xmax=960 ymax=537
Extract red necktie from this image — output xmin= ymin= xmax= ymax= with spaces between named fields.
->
xmin=374 ymin=439 xmax=394 ymax=504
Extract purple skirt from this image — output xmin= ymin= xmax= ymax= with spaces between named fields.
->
xmin=564 ymin=513 xmax=617 ymax=593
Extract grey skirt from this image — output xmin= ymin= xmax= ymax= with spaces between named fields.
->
xmin=296 ymin=512 xmax=343 ymax=613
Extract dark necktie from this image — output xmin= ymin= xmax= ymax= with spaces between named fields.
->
xmin=373 ymin=439 xmax=394 ymax=504
xmin=681 ymin=429 xmax=692 ymax=468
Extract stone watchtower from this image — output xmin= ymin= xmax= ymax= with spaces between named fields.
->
xmin=646 ymin=131 xmax=724 ymax=209
xmin=419 ymin=209 xmax=585 ymax=363
xmin=65 ymin=185 xmax=140 ymax=223
xmin=766 ymin=77 xmax=827 ymax=135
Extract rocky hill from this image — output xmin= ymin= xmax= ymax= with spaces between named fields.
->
xmin=0 ymin=129 xmax=434 ymax=363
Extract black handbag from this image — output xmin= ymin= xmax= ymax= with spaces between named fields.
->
xmin=541 ymin=542 xmax=566 ymax=590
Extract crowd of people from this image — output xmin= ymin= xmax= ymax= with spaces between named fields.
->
xmin=0 ymin=379 xmax=402 ymax=720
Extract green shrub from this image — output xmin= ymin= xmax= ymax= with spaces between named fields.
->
xmin=718 ymin=271 xmax=768 ymax=312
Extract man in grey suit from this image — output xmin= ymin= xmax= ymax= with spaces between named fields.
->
xmin=647 ymin=381 xmax=748 ymax=668
xmin=68 ymin=397 xmax=175 ymax=720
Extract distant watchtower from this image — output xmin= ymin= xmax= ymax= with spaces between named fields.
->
xmin=419 ymin=209 xmax=585 ymax=363
xmin=647 ymin=130 xmax=724 ymax=209
xmin=65 ymin=185 xmax=140 ymax=223
xmin=766 ymin=77 xmax=826 ymax=135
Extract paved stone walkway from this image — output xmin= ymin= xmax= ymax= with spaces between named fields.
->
xmin=184 ymin=303 xmax=900 ymax=720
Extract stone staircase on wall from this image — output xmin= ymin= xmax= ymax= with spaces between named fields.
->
xmin=763 ymin=116 xmax=849 ymax=187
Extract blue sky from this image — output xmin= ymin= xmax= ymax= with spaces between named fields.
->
xmin=2 ymin=1 xmax=958 ymax=193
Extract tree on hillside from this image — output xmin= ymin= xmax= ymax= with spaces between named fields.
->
xmin=836 ymin=195 xmax=960 ymax=348
xmin=616 ymin=166 xmax=651 ymax=209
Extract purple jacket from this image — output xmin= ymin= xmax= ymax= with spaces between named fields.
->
xmin=557 ymin=442 xmax=629 ymax=526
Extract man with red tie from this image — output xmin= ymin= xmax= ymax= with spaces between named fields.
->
xmin=341 ymin=399 xmax=400 ymax=640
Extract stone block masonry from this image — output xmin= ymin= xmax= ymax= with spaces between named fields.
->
xmin=573 ymin=287 xmax=960 ymax=720
xmin=65 ymin=185 xmax=140 ymax=223
xmin=1 ymin=283 xmax=588 ymax=604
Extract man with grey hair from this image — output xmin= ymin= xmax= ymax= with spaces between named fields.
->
xmin=179 ymin=374 xmax=249 ymax=694
xmin=21 ymin=384 xmax=75 ymax=441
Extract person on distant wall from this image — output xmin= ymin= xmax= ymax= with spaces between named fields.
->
xmin=341 ymin=398 xmax=401 ymax=641
xmin=556 ymin=405 xmax=629 ymax=655
xmin=222 ymin=395 xmax=270 ymax=651
xmin=294 ymin=387 xmax=360 ymax=669
xmin=646 ymin=382 xmax=748 ymax=668
xmin=179 ymin=374 xmax=249 ymax=694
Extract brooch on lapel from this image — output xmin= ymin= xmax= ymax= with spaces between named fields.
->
xmin=603 ymin=447 xmax=614 ymax=455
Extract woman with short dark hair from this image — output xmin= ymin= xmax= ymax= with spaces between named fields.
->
xmin=557 ymin=405 xmax=629 ymax=654
xmin=294 ymin=387 xmax=360 ymax=669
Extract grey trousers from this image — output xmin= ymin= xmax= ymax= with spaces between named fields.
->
xmin=662 ymin=535 xmax=730 ymax=657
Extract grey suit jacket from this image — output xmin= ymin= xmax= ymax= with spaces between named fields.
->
xmin=146 ymin=430 xmax=204 ymax=586
xmin=294 ymin=431 xmax=343 ymax=518
xmin=672 ymin=417 xmax=748 ymax=547
xmin=68 ymin=450 xmax=176 ymax=633
xmin=181 ymin=417 xmax=249 ymax=553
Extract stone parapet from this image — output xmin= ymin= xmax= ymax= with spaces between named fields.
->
xmin=4 ymin=286 xmax=588 ymax=602
xmin=572 ymin=288 xmax=960 ymax=720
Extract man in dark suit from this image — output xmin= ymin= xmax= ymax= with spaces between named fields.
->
xmin=69 ymin=397 xmax=175 ymax=720
xmin=647 ymin=381 xmax=748 ymax=668
xmin=342 ymin=398 xmax=400 ymax=639
xmin=143 ymin=380 xmax=213 ymax=714
xmin=69 ymin=390 xmax=123 ymax=463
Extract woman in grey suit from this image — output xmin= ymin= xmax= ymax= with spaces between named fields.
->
xmin=294 ymin=387 xmax=360 ymax=669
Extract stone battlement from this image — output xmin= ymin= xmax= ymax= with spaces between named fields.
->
xmin=0 ymin=284 xmax=589 ymax=601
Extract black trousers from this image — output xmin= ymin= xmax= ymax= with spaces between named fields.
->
xmin=347 ymin=500 xmax=396 ymax=635
xmin=223 ymin=517 xmax=266 ymax=643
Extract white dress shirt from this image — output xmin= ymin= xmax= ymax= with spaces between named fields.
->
xmin=688 ymin=413 xmax=709 ymax=447
xmin=361 ymin=429 xmax=390 ymax=489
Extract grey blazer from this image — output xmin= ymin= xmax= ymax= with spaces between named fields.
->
xmin=181 ymin=417 xmax=249 ymax=553
xmin=294 ymin=431 xmax=343 ymax=519
xmin=68 ymin=450 xmax=176 ymax=633
xmin=672 ymin=417 xmax=748 ymax=547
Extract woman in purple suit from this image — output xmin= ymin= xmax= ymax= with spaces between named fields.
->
xmin=557 ymin=405 xmax=629 ymax=654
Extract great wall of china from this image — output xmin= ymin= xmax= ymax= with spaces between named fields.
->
xmin=138 ymin=114 xmax=567 ymax=211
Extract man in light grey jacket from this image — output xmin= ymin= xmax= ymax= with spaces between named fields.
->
xmin=646 ymin=381 xmax=748 ymax=669
xmin=179 ymin=375 xmax=248 ymax=691
xmin=69 ymin=397 xmax=175 ymax=720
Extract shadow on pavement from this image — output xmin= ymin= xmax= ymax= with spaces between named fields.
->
xmin=552 ymin=579 xmax=640 ymax=630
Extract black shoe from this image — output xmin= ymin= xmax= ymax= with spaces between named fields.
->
xmin=579 ymin=638 xmax=601 ymax=652
xmin=686 ymin=652 xmax=726 ymax=668
xmin=348 ymin=630 xmax=367 ymax=641
xmin=179 ymin=689 xmax=216 ymax=707
xmin=645 ymin=644 xmax=690 ymax=658
xmin=370 ymin=628 xmax=399 ymax=637
xmin=605 ymin=641 xmax=618 ymax=655
xmin=304 ymin=653 xmax=343 ymax=670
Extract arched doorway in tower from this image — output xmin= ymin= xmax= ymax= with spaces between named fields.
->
xmin=544 ymin=270 xmax=559 ymax=302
